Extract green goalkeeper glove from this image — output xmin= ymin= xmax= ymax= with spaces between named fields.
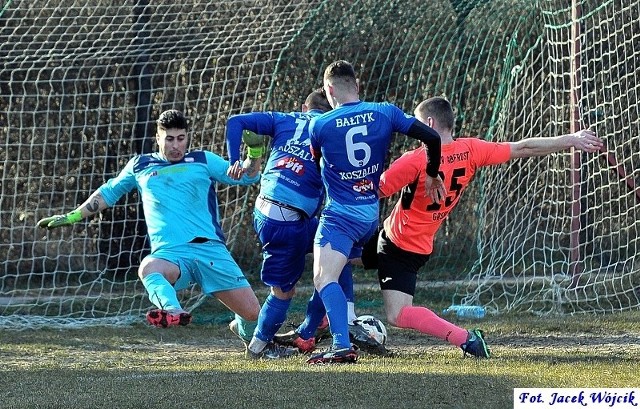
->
xmin=242 ymin=130 xmax=267 ymax=159
xmin=37 ymin=210 xmax=83 ymax=230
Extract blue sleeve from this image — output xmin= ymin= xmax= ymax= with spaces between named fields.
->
xmin=98 ymin=157 xmax=138 ymax=207
xmin=389 ymin=103 xmax=417 ymax=134
xmin=386 ymin=103 xmax=441 ymax=177
xmin=205 ymin=151 xmax=260 ymax=186
xmin=225 ymin=112 xmax=276 ymax=164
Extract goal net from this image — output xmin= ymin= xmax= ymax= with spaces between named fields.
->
xmin=1 ymin=0 xmax=638 ymax=328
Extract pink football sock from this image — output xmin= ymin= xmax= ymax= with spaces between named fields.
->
xmin=396 ymin=305 xmax=469 ymax=347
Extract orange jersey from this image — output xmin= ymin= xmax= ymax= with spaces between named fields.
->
xmin=379 ymin=138 xmax=511 ymax=255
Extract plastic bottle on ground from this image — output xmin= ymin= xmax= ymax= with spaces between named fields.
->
xmin=442 ymin=305 xmax=486 ymax=319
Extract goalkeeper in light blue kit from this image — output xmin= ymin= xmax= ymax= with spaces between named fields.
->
xmin=306 ymin=60 xmax=446 ymax=364
xmin=225 ymin=89 xmax=362 ymax=359
xmin=37 ymin=109 xmax=264 ymax=340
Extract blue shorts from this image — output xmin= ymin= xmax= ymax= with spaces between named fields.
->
xmin=151 ymin=240 xmax=250 ymax=294
xmin=314 ymin=211 xmax=378 ymax=259
xmin=253 ymin=209 xmax=318 ymax=292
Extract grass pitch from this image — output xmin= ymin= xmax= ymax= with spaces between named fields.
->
xmin=1 ymin=288 xmax=638 ymax=409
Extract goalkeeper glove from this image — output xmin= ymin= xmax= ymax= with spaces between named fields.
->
xmin=37 ymin=210 xmax=83 ymax=230
xmin=242 ymin=130 xmax=266 ymax=159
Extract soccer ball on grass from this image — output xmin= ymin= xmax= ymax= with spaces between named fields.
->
xmin=354 ymin=314 xmax=388 ymax=345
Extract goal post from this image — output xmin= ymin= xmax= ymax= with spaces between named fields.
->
xmin=1 ymin=0 xmax=638 ymax=328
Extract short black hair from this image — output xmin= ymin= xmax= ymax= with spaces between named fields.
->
xmin=415 ymin=97 xmax=455 ymax=131
xmin=157 ymin=109 xmax=188 ymax=131
xmin=323 ymin=60 xmax=357 ymax=85
xmin=305 ymin=88 xmax=332 ymax=112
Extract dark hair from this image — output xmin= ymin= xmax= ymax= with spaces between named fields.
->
xmin=305 ymin=88 xmax=332 ymax=112
xmin=323 ymin=60 xmax=357 ymax=85
xmin=157 ymin=109 xmax=188 ymax=131
xmin=415 ymin=97 xmax=455 ymax=131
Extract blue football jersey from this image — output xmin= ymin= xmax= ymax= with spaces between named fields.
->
xmin=309 ymin=101 xmax=416 ymax=222
xmin=98 ymin=150 xmax=259 ymax=252
xmin=226 ymin=110 xmax=325 ymax=217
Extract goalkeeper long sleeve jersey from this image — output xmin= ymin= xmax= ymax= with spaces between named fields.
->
xmin=99 ymin=150 xmax=259 ymax=253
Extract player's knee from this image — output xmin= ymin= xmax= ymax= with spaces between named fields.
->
xmin=138 ymin=257 xmax=179 ymax=283
xmin=272 ymin=286 xmax=295 ymax=300
xmin=137 ymin=261 xmax=154 ymax=280
xmin=313 ymin=275 xmax=333 ymax=291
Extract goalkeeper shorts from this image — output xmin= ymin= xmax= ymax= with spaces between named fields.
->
xmin=152 ymin=240 xmax=251 ymax=294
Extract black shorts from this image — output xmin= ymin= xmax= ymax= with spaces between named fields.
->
xmin=360 ymin=225 xmax=382 ymax=270
xmin=376 ymin=229 xmax=430 ymax=296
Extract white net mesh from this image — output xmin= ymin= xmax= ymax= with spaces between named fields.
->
xmin=457 ymin=0 xmax=640 ymax=314
xmin=1 ymin=0 xmax=638 ymax=328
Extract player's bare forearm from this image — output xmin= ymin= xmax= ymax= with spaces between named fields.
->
xmin=77 ymin=191 xmax=109 ymax=218
xmin=510 ymin=129 xmax=603 ymax=158
xmin=243 ymin=157 xmax=263 ymax=178
xmin=37 ymin=190 xmax=108 ymax=229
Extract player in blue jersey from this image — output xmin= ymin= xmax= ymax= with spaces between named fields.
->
xmin=37 ymin=110 xmax=264 ymax=341
xmin=225 ymin=89 xmax=361 ymax=358
xmin=305 ymin=60 xmax=446 ymax=364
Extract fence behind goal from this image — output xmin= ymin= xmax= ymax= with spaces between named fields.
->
xmin=1 ymin=0 xmax=638 ymax=328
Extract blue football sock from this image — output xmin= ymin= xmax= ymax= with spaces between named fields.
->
xmin=339 ymin=264 xmax=354 ymax=302
xmin=319 ymin=282 xmax=351 ymax=349
xmin=254 ymin=294 xmax=291 ymax=342
xmin=141 ymin=272 xmax=182 ymax=311
xmin=297 ymin=290 xmax=326 ymax=340
xmin=340 ymin=264 xmax=356 ymax=322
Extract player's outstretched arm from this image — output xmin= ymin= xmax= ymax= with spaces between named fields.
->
xmin=509 ymin=129 xmax=604 ymax=159
xmin=37 ymin=191 xmax=109 ymax=230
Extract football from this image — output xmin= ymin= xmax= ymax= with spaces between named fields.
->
xmin=355 ymin=314 xmax=388 ymax=345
